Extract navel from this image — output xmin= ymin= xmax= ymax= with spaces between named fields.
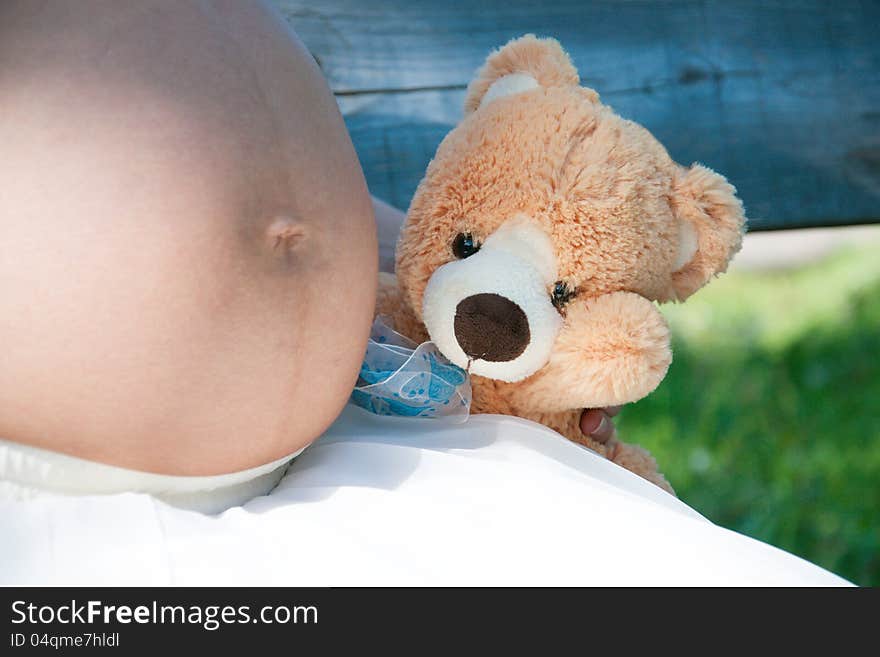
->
xmin=265 ymin=216 xmax=307 ymax=252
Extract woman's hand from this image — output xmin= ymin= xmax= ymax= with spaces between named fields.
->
xmin=580 ymin=406 xmax=622 ymax=443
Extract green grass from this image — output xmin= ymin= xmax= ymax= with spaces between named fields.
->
xmin=618 ymin=242 xmax=880 ymax=586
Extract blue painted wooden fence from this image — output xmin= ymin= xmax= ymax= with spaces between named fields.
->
xmin=277 ymin=0 xmax=880 ymax=230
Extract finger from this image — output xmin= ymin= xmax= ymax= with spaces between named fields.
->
xmin=580 ymin=408 xmax=603 ymax=434
xmin=591 ymin=413 xmax=615 ymax=444
xmin=580 ymin=409 xmax=615 ymax=444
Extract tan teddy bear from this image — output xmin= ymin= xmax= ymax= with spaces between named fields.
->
xmin=376 ymin=35 xmax=746 ymax=494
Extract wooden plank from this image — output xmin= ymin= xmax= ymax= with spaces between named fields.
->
xmin=275 ymin=0 xmax=880 ymax=230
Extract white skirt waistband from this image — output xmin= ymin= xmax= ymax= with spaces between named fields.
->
xmin=0 ymin=438 xmax=305 ymax=514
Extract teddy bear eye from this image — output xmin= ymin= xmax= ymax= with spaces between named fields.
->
xmin=452 ymin=232 xmax=481 ymax=259
xmin=551 ymin=281 xmax=576 ymax=310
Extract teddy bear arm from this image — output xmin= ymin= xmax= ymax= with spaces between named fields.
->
xmin=376 ymin=272 xmax=429 ymax=343
xmin=506 ymin=291 xmax=672 ymax=414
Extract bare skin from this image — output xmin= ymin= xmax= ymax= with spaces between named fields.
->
xmin=579 ymin=405 xmax=622 ymax=445
xmin=0 ymin=0 xmax=377 ymax=475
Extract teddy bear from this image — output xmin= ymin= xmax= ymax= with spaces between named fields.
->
xmin=374 ymin=34 xmax=746 ymax=494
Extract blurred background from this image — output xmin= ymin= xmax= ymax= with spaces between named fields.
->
xmin=276 ymin=0 xmax=880 ymax=585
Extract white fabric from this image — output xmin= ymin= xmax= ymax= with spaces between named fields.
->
xmin=0 ymin=405 xmax=850 ymax=585
xmin=0 ymin=437 xmax=303 ymax=514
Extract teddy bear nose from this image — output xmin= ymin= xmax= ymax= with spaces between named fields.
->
xmin=454 ymin=293 xmax=531 ymax=362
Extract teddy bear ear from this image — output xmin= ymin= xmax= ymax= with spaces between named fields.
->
xmin=463 ymin=34 xmax=589 ymax=114
xmin=669 ymin=164 xmax=747 ymax=301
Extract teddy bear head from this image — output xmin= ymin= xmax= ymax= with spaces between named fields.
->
xmin=395 ymin=35 xmax=745 ymax=411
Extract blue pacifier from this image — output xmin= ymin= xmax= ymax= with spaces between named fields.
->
xmin=350 ymin=316 xmax=471 ymax=421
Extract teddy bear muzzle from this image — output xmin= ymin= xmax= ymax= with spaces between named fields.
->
xmin=421 ymin=216 xmax=562 ymax=383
